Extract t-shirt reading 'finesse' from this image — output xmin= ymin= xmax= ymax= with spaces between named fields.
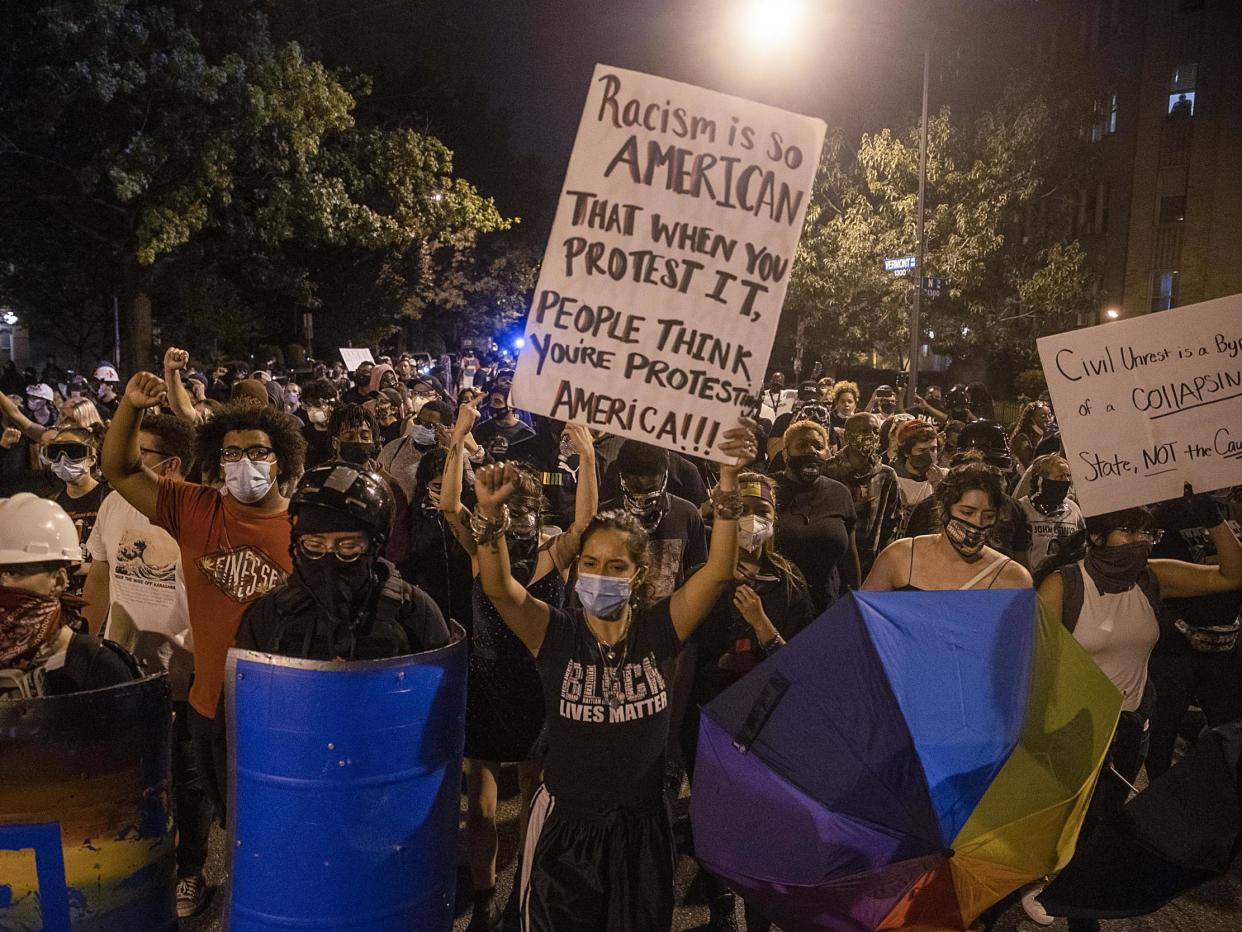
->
xmin=537 ymin=600 xmax=681 ymax=812
xmin=156 ymin=478 xmax=292 ymax=718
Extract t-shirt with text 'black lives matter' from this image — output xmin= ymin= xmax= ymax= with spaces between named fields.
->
xmin=537 ymin=600 xmax=681 ymax=812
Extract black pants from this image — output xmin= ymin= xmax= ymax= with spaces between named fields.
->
xmin=518 ymin=786 xmax=675 ymax=932
xmin=1146 ymin=647 xmax=1242 ymax=780
xmin=173 ymin=701 xmax=214 ymax=876
xmin=187 ymin=704 xmax=229 ymax=826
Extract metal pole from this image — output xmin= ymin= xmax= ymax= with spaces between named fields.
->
xmin=113 ymin=295 xmax=121 ymax=369
xmin=908 ymin=44 xmax=930 ymax=409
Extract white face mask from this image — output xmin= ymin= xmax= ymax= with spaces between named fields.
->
xmin=307 ymin=406 xmax=329 ymax=425
xmin=738 ymin=514 xmax=775 ymax=552
xmin=50 ymin=457 xmax=90 ymax=484
xmin=223 ymin=459 xmax=275 ymax=504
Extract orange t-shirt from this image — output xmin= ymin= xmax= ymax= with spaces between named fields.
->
xmin=157 ymin=478 xmax=292 ymax=718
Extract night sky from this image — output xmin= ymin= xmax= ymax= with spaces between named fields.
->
xmin=318 ymin=0 xmax=1037 ymax=219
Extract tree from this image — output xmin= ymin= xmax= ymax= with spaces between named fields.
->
xmin=782 ymin=81 xmax=1098 ymax=383
xmin=0 ymin=1 xmax=508 ymax=371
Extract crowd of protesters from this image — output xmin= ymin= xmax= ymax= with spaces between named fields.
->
xmin=2 ymin=347 xmax=1240 ymax=932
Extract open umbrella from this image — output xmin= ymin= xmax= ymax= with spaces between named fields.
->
xmin=1039 ymin=719 xmax=1242 ymax=919
xmin=691 ymin=589 xmax=1122 ymax=931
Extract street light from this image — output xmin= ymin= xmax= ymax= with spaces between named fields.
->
xmin=1105 ymin=307 xmax=1120 ymax=320
xmin=741 ymin=0 xmax=806 ymax=52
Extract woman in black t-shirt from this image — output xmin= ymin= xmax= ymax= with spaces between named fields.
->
xmin=472 ymin=425 xmax=756 ymax=932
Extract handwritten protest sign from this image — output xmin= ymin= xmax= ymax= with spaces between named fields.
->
xmin=1037 ymin=294 xmax=1242 ymax=517
xmin=339 ymin=347 xmax=375 ymax=371
xmin=512 ymin=65 xmax=825 ymax=461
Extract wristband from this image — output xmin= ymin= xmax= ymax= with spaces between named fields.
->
xmin=761 ymin=632 xmax=786 ymax=654
xmin=469 ymin=506 xmax=510 ymax=545
xmin=711 ymin=487 xmax=744 ymax=521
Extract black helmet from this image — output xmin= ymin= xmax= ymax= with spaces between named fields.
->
xmin=289 ymin=464 xmax=393 ymax=545
xmin=946 ymin=384 xmax=970 ymax=409
xmin=957 ymin=420 xmax=1012 ymax=469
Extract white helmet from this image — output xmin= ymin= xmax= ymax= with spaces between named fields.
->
xmin=93 ymin=365 xmax=120 ymax=383
xmin=0 ymin=494 xmax=84 ymax=565
xmin=26 ymin=383 xmax=54 ymax=402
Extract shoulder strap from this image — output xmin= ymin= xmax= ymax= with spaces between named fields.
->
xmin=372 ymin=573 xmax=408 ymax=634
xmin=1056 ymin=563 xmax=1086 ymax=635
xmin=960 ymin=555 xmax=1009 ymax=590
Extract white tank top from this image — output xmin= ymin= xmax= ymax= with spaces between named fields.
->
xmin=1071 ymin=560 xmax=1159 ymax=712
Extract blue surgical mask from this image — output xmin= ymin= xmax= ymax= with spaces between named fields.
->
xmin=576 ymin=572 xmax=634 ymax=620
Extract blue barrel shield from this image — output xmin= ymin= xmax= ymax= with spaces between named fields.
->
xmin=224 ymin=626 xmax=467 ymax=932
xmin=0 ymin=675 xmax=176 ymax=932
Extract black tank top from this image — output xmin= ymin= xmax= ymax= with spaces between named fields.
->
xmin=898 ymin=538 xmax=1010 ymax=592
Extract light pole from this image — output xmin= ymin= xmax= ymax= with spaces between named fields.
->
xmin=908 ymin=45 xmax=930 ymax=409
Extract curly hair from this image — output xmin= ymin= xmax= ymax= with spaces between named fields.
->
xmin=580 ymin=509 xmax=654 ymax=607
xmin=196 ymin=402 xmax=307 ymax=480
xmin=783 ymin=418 xmax=829 ymax=450
xmin=933 ymin=462 xmax=1006 ymax=523
xmin=301 ymin=378 xmax=339 ymax=406
xmin=327 ymin=402 xmax=378 ymax=440
xmin=829 ymin=380 xmax=860 ymax=407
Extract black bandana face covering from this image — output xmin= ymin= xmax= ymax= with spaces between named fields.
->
xmin=1085 ymin=541 xmax=1152 ymax=593
xmin=1031 ymin=476 xmax=1071 ymax=516
xmin=786 ymin=454 xmax=822 ymax=484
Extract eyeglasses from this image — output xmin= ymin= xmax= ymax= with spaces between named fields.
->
xmin=1118 ymin=527 xmax=1163 ymax=544
xmin=221 ymin=445 xmax=275 ymax=463
xmin=40 ymin=442 xmax=92 ymax=462
xmin=140 ymin=446 xmax=172 ymax=460
xmin=297 ymin=536 xmax=370 ymax=562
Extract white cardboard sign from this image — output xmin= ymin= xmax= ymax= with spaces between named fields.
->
xmin=1037 ymin=294 xmax=1242 ymax=516
xmin=512 ymin=64 xmax=826 ymax=461
xmin=339 ymin=348 xmax=375 ymax=371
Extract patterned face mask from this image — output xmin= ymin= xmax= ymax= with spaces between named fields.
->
xmin=944 ymin=517 xmax=993 ymax=559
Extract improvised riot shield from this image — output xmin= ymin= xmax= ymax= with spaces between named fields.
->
xmin=0 ymin=675 xmax=176 ymax=932
xmin=225 ymin=625 xmax=467 ymax=931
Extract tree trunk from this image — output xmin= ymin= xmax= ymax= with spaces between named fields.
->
xmin=122 ymin=288 xmax=154 ymax=376
xmin=793 ymin=314 xmax=808 ymax=383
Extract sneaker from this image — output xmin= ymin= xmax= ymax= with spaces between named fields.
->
xmin=175 ymin=872 xmax=208 ymax=919
xmin=1020 ymin=882 xmax=1055 ymax=926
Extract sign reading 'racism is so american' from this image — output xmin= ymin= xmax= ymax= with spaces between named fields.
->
xmin=513 ymin=65 xmax=826 ymax=462
xmin=1038 ymin=293 xmax=1242 ymax=517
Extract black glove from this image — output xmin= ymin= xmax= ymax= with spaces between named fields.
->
xmin=1185 ymin=491 xmax=1224 ymax=529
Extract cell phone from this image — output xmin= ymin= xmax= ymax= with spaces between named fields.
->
xmin=895 ymin=373 xmax=909 ymax=388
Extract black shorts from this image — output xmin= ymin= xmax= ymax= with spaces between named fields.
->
xmin=518 ymin=785 xmax=675 ymax=932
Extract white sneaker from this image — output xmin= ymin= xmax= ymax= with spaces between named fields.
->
xmin=176 ymin=872 xmax=208 ymax=919
xmin=1020 ymin=881 xmax=1055 ymax=926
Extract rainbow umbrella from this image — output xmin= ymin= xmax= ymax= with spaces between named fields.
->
xmin=690 ymin=589 xmax=1121 ymax=931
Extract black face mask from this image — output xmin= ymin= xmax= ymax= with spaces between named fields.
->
xmin=297 ymin=553 xmax=377 ymax=623
xmin=878 ymin=400 xmax=897 ymax=415
xmin=337 ymin=441 xmax=375 ymax=465
xmin=1085 ymin=541 xmax=1152 ymax=593
xmin=1031 ymin=476 xmax=1071 ymax=516
xmin=785 ymin=453 xmax=821 ymax=484
xmin=908 ymin=451 xmax=934 ymax=474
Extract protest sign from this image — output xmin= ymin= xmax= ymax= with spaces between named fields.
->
xmin=1037 ymin=294 xmax=1242 ymax=517
xmin=339 ymin=347 xmax=375 ymax=371
xmin=512 ymin=64 xmax=826 ymax=461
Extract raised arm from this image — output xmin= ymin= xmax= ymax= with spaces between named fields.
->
xmin=0 ymin=392 xmax=47 ymax=442
xmin=1152 ymin=495 xmax=1242 ymax=598
xmin=670 ymin=422 xmax=756 ymax=641
xmin=440 ymin=396 xmax=480 ymax=557
xmin=162 ymin=347 xmax=203 ymax=424
xmin=101 ymin=373 xmax=168 ymax=521
xmin=550 ymin=422 xmax=598 ymax=571
xmin=473 ymin=462 xmax=552 ymax=655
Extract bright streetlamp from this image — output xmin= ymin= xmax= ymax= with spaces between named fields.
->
xmin=1105 ymin=307 xmax=1120 ymax=320
xmin=740 ymin=0 xmax=807 ymax=52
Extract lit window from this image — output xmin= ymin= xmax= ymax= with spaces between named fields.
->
xmin=1168 ymin=64 xmax=1197 ymax=118
xmin=1151 ymin=272 xmax=1178 ymax=312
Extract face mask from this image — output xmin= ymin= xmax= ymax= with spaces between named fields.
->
xmin=1085 ymin=540 xmax=1152 ymax=592
xmin=28 ymin=398 xmax=47 ymax=411
xmin=879 ymin=400 xmax=897 ymax=415
xmin=490 ymin=405 xmax=509 ymax=420
xmin=49 ymin=457 xmax=90 ymax=483
xmin=223 ymin=458 xmax=275 ymax=504
xmin=847 ymin=434 xmax=879 ymax=463
xmin=622 ymin=479 xmax=666 ymax=527
xmin=336 ymin=441 xmax=375 ymax=465
xmin=577 ymin=572 xmax=634 ymax=621
xmin=0 ymin=585 xmax=64 ymax=664
xmin=1031 ymin=476 xmax=1071 ymax=516
xmin=285 ymin=393 xmax=300 ymax=410
xmin=509 ymin=510 xmax=538 ymax=539
xmin=410 ymin=424 xmax=436 ymax=446
xmin=738 ymin=515 xmax=775 ymax=552
xmin=786 ymin=453 xmax=821 ymax=484
xmin=944 ymin=517 xmax=993 ymax=560
xmin=307 ymin=406 xmax=329 ymax=425
xmin=909 ymin=451 xmax=934 ymax=473
xmin=296 ymin=552 xmax=376 ymax=622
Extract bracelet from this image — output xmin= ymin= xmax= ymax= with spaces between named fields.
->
xmin=470 ymin=506 xmax=510 ymax=545
xmin=761 ymin=632 xmax=786 ymax=654
xmin=710 ymin=487 xmax=744 ymax=521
